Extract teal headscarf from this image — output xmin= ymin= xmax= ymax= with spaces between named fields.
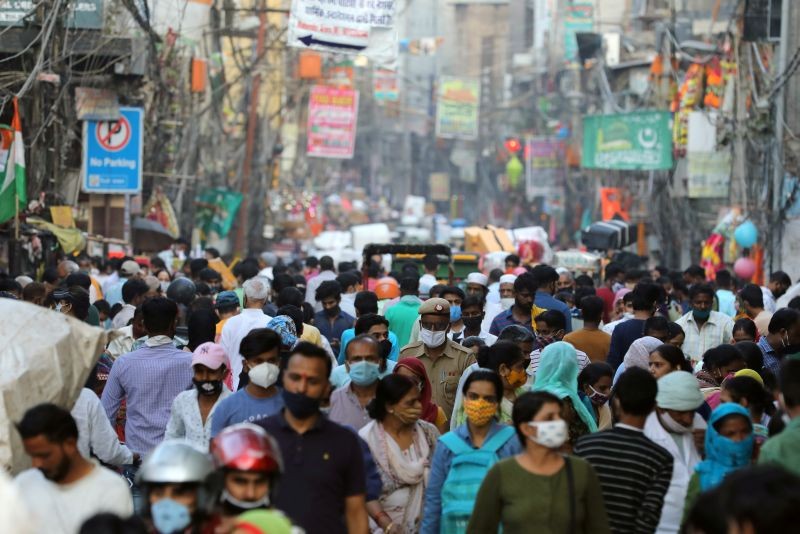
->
xmin=695 ymin=402 xmax=754 ymax=491
xmin=532 ymin=341 xmax=598 ymax=432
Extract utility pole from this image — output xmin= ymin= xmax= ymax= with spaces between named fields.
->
xmin=234 ymin=1 xmax=267 ymax=256
xmin=771 ymin=0 xmax=791 ymax=271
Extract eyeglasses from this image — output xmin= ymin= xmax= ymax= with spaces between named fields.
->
xmin=420 ymin=321 xmax=448 ymax=332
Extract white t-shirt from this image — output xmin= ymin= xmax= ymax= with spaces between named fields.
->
xmin=14 ymin=463 xmax=133 ymax=534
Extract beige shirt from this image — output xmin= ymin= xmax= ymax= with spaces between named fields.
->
xmin=399 ymin=339 xmax=476 ymax=420
xmin=754 ymin=310 xmax=773 ymax=336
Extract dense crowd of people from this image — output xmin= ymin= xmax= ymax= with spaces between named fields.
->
xmin=3 ymin=249 xmax=800 ymax=534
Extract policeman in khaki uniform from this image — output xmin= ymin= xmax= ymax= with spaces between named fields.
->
xmin=399 ymin=298 xmax=476 ymax=419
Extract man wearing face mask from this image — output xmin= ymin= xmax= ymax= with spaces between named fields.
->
xmin=258 ymin=342 xmax=370 ymax=534
xmin=528 ymin=310 xmax=591 ymax=377
xmin=214 ymin=290 xmax=240 ymax=343
xmin=451 ymin=295 xmax=497 ymax=346
xmin=676 ymin=284 xmax=735 ymax=366
xmin=441 ymin=285 xmax=466 ymax=338
xmin=165 ymin=342 xmax=232 ymax=450
xmin=331 ymin=314 xmax=398 ymax=388
xmin=756 ymin=308 xmax=800 ymax=379
xmin=330 ymin=336 xmax=385 ymax=430
xmin=211 ymin=328 xmax=285 ymax=437
xmin=644 ymin=371 xmax=707 ymax=534
xmin=220 ymin=277 xmax=273 ymax=391
xmin=314 ymin=280 xmax=355 ymax=356
xmin=489 ymin=273 xmax=537 ymax=337
xmin=211 ymin=423 xmax=291 ymax=524
xmin=400 ymin=298 xmax=476 ymax=420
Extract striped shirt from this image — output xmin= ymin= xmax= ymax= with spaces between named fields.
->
xmin=527 ymin=345 xmax=591 ymax=378
xmin=574 ymin=425 xmax=674 ymax=534
xmin=101 ymin=340 xmax=192 ymax=455
xmin=675 ymin=311 xmax=735 ymax=364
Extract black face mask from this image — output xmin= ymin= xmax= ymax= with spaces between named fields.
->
xmin=379 ymin=339 xmax=393 ymax=359
xmin=193 ymin=379 xmax=223 ymax=396
xmin=462 ymin=316 xmax=483 ymax=332
xmin=324 ymin=306 xmax=340 ymax=318
xmin=282 ymin=390 xmax=320 ymax=419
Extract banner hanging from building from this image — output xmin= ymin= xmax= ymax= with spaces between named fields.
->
xmin=564 ymin=3 xmax=593 ymax=63
xmin=525 ymin=138 xmax=565 ymax=200
xmin=687 ymin=150 xmax=731 ymax=198
xmin=373 ymin=68 xmax=399 ymax=102
xmin=435 ymin=76 xmax=480 ymax=140
xmin=582 ymin=111 xmax=673 ymax=171
xmin=307 ymin=85 xmax=359 ymax=159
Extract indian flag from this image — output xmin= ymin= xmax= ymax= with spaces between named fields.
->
xmin=0 ymin=97 xmax=26 ymax=224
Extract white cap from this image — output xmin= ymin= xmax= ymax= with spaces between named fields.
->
xmin=499 ymin=274 xmax=517 ymax=285
xmin=466 ymin=272 xmax=489 ymax=287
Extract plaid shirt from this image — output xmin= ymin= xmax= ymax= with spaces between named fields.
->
xmin=101 ymin=341 xmax=193 ymax=455
xmin=675 ymin=310 xmax=735 ymax=363
xmin=758 ymin=336 xmax=782 ymax=378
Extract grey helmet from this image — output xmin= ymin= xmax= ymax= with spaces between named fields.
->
xmin=166 ymin=277 xmax=196 ymax=306
xmin=137 ymin=441 xmax=218 ymax=515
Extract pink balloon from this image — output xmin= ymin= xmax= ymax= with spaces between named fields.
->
xmin=733 ymin=257 xmax=757 ymax=280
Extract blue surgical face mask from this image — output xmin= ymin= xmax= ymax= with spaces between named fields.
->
xmin=450 ymin=305 xmax=462 ymax=322
xmin=151 ymin=498 xmax=191 ymax=534
xmin=348 ymin=360 xmax=381 ymax=386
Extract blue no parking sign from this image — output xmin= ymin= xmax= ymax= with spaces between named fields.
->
xmin=82 ymin=107 xmax=143 ymax=193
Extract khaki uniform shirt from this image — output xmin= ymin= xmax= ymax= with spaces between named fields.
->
xmin=400 ymin=339 xmax=476 ymax=419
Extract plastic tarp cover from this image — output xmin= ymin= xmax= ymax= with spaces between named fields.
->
xmin=0 ymin=299 xmax=106 ymax=474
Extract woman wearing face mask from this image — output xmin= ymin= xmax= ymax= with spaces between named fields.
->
xmin=450 ymin=341 xmax=530 ymax=430
xmin=166 ymin=342 xmax=232 ymax=450
xmin=359 ymin=374 xmax=439 ymax=533
xmin=532 ymin=342 xmax=599 ymax=450
xmin=577 ymin=363 xmax=613 ymax=430
xmin=613 ymin=335 xmax=663 ymax=384
xmin=421 ymin=370 xmax=522 ymax=534
xmin=694 ymin=345 xmax=746 ymax=401
xmin=649 ymin=343 xmax=693 ymax=379
xmin=467 ymin=391 xmax=610 ymax=534
xmin=394 ymin=358 xmax=449 ymax=434
xmin=210 ymin=329 xmax=285 ymax=437
xmin=720 ymin=372 xmax=774 ymax=449
xmin=682 ymin=403 xmax=754 ymax=522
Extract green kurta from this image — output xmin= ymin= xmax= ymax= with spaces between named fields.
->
xmin=467 ymin=455 xmax=610 ymax=534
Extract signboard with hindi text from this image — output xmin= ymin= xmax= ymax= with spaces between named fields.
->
xmin=435 ymin=77 xmax=480 ymax=140
xmin=582 ymin=111 xmax=673 ymax=171
xmin=307 ymin=86 xmax=359 ymax=159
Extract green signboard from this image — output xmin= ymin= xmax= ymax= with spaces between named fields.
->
xmin=66 ymin=0 xmax=104 ymax=30
xmin=564 ymin=3 xmax=593 ymax=63
xmin=582 ymin=111 xmax=674 ymax=171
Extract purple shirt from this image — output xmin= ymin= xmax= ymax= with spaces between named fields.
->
xmin=101 ymin=342 xmax=192 ymax=455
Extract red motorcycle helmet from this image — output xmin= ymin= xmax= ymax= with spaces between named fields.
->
xmin=210 ymin=423 xmax=283 ymax=475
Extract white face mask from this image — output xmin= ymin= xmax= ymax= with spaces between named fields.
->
xmin=159 ymin=281 xmax=170 ymax=293
xmin=527 ymin=420 xmax=568 ymax=449
xmin=659 ymin=411 xmax=693 ymax=434
xmin=420 ymin=327 xmax=447 ymax=348
xmin=248 ymin=362 xmax=280 ymax=389
xmin=500 ymin=297 xmax=515 ymax=311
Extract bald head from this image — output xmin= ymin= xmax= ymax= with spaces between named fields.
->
xmin=345 ymin=334 xmax=380 ymax=362
xmin=57 ymin=260 xmax=80 ymax=280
